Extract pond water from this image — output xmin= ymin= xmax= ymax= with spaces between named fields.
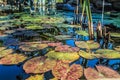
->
xmin=0 ymin=6 xmax=120 ymax=80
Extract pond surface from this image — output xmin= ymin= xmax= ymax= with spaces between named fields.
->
xmin=0 ymin=6 xmax=120 ymax=80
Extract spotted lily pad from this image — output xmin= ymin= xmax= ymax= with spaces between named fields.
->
xmin=23 ymin=56 xmax=56 ymax=74
xmin=95 ymin=49 xmax=120 ymax=59
xmin=78 ymin=50 xmax=96 ymax=59
xmin=52 ymin=61 xmax=83 ymax=80
xmin=0 ymin=48 xmax=13 ymax=58
xmin=0 ymin=54 xmax=27 ymax=65
xmin=54 ymin=35 xmax=72 ymax=40
xmin=45 ymin=50 xmax=79 ymax=63
xmin=26 ymin=74 xmax=44 ymax=80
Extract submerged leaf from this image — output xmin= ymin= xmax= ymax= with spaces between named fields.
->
xmin=23 ymin=56 xmax=56 ymax=74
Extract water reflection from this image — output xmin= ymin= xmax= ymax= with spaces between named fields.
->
xmin=36 ymin=6 xmax=56 ymax=15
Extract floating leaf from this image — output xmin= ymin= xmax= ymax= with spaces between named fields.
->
xmin=52 ymin=61 xmax=83 ymax=80
xmin=55 ymin=45 xmax=79 ymax=52
xmin=0 ymin=48 xmax=13 ymax=58
xmin=26 ymin=74 xmax=44 ymax=80
xmin=111 ymin=32 xmax=120 ymax=38
xmin=76 ymin=30 xmax=89 ymax=36
xmin=48 ymin=42 xmax=62 ymax=47
xmin=45 ymin=50 xmax=79 ymax=63
xmin=95 ymin=49 xmax=120 ymax=59
xmin=0 ymin=54 xmax=27 ymax=65
xmin=78 ymin=50 xmax=96 ymax=59
xmin=114 ymin=46 xmax=120 ymax=52
xmin=23 ymin=56 xmax=56 ymax=74
xmin=19 ymin=42 xmax=48 ymax=52
xmin=84 ymin=67 xmax=104 ymax=80
xmin=75 ymin=41 xmax=100 ymax=49
xmin=96 ymin=65 xmax=120 ymax=78
xmin=54 ymin=35 xmax=72 ymax=40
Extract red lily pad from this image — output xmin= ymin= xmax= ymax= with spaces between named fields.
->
xmin=96 ymin=65 xmax=120 ymax=78
xmin=84 ymin=67 xmax=104 ymax=80
xmin=23 ymin=56 xmax=56 ymax=74
xmin=55 ymin=45 xmax=79 ymax=52
xmin=0 ymin=54 xmax=27 ymax=65
xmin=48 ymin=42 xmax=62 ymax=47
xmin=52 ymin=61 xmax=83 ymax=80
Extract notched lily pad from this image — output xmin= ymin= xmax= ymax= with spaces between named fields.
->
xmin=23 ymin=56 xmax=56 ymax=74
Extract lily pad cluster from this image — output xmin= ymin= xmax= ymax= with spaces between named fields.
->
xmin=26 ymin=74 xmax=44 ymax=80
xmin=45 ymin=50 xmax=79 ymax=63
xmin=23 ymin=56 xmax=56 ymax=74
xmin=84 ymin=65 xmax=120 ymax=80
xmin=75 ymin=41 xmax=100 ymax=50
xmin=0 ymin=54 xmax=27 ymax=65
xmin=52 ymin=61 xmax=83 ymax=80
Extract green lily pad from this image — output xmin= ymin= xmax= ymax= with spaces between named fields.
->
xmin=23 ymin=56 xmax=56 ymax=74
xmin=26 ymin=74 xmax=44 ymax=80
xmin=45 ymin=50 xmax=79 ymax=63
xmin=0 ymin=54 xmax=27 ymax=65
xmin=95 ymin=49 xmax=120 ymax=59
xmin=78 ymin=50 xmax=96 ymax=59
xmin=76 ymin=30 xmax=89 ymax=36
xmin=54 ymin=35 xmax=72 ymax=40
xmin=75 ymin=41 xmax=100 ymax=50
xmin=111 ymin=32 xmax=120 ymax=38
xmin=0 ymin=48 xmax=13 ymax=58
xmin=25 ymin=25 xmax=43 ymax=30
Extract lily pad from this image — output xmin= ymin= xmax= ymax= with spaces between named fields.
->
xmin=52 ymin=61 xmax=83 ymax=80
xmin=48 ymin=42 xmax=63 ymax=47
xmin=111 ymin=32 xmax=120 ymax=38
xmin=54 ymin=35 xmax=72 ymax=40
xmin=78 ymin=50 xmax=96 ymax=59
xmin=114 ymin=46 xmax=120 ymax=52
xmin=84 ymin=67 xmax=104 ymax=80
xmin=76 ymin=30 xmax=89 ymax=36
xmin=75 ymin=41 xmax=100 ymax=50
xmin=19 ymin=43 xmax=48 ymax=52
xmin=23 ymin=56 xmax=56 ymax=74
xmin=25 ymin=25 xmax=43 ymax=30
xmin=55 ymin=45 xmax=79 ymax=52
xmin=95 ymin=49 xmax=120 ymax=59
xmin=0 ymin=48 xmax=13 ymax=58
xmin=0 ymin=54 xmax=27 ymax=65
xmin=96 ymin=65 xmax=120 ymax=78
xmin=26 ymin=74 xmax=44 ymax=80
xmin=45 ymin=50 xmax=79 ymax=63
